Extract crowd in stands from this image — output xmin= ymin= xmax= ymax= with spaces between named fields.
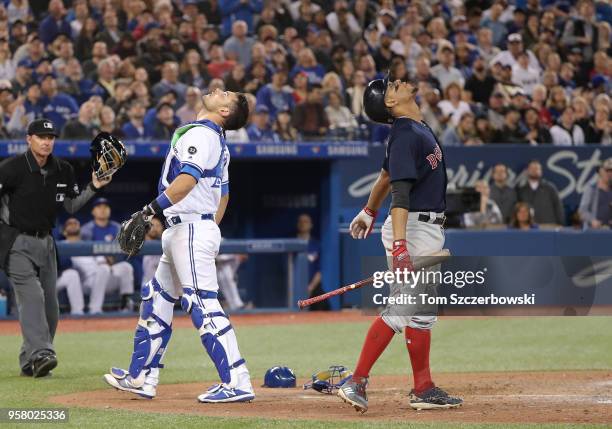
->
xmin=462 ymin=157 xmax=612 ymax=229
xmin=0 ymin=0 xmax=607 ymax=143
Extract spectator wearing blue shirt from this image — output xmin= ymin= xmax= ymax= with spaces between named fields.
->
xmin=38 ymin=0 xmax=72 ymax=45
xmin=23 ymin=83 xmax=44 ymax=120
xmin=39 ymin=73 xmax=78 ymax=131
xmin=290 ymin=48 xmax=326 ymax=85
xmin=144 ymin=91 xmax=179 ymax=133
xmin=81 ymin=198 xmax=121 ymax=242
xmin=121 ymin=100 xmax=148 ymax=140
xmin=441 ymin=112 xmax=481 ymax=146
xmin=255 ymin=70 xmax=294 ymax=119
xmin=59 ymin=59 xmax=95 ymax=104
xmin=480 ymin=3 xmax=508 ymax=47
xmin=150 ymin=103 xmax=176 ymax=140
xmin=246 ymin=105 xmax=280 ymax=142
xmin=219 ymin=0 xmax=263 ymax=38
xmin=151 ymin=61 xmax=188 ymax=106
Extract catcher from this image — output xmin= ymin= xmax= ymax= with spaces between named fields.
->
xmin=106 ymin=89 xmax=254 ymax=403
xmin=337 ymin=78 xmax=463 ymax=412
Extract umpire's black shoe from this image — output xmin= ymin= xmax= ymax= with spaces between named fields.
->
xmin=32 ymin=352 xmax=57 ymax=378
xmin=20 ymin=364 xmax=33 ymax=377
xmin=409 ymin=386 xmax=463 ymax=410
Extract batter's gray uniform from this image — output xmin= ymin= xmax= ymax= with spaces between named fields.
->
xmin=380 ymin=212 xmax=445 ymax=332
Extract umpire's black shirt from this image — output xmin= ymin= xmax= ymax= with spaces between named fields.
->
xmin=0 ymin=150 xmax=79 ymax=233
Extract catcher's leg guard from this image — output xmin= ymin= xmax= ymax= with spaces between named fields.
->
xmin=181 ymin=288 xmax=251 ymax=390
xmin=125 ymin=277 xmax=177 ymax=387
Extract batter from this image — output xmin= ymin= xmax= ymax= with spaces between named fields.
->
xmin=103 ymin=89 xmax=254 ymax=403
xmin=338 ymin=78 xmax=463 ymax=412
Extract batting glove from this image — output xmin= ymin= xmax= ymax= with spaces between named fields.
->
xmin=349 ymin=206 xmax=378 ymax=239
xmin=392 ymin=239 xmax=415 ymax=272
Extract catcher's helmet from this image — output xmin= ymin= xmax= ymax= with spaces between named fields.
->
xmin=302 ymin=365 xmax=352 ymax=394
xmin=363 ymin=78 xmax=393 ymax=124
xmin=263 ymin=366 xmax=296 ymax=388
xmin=90 ymin=132 xmax=127 ymax=180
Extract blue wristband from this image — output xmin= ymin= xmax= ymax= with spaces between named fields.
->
xmin=150 ymin=192 xmax=173 ymax=214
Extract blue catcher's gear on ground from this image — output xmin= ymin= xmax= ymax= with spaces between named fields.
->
xmin=303 ymin=365 xmax=353 ymax=394
xmin=263 ymin=366 xmax=296 ymax=388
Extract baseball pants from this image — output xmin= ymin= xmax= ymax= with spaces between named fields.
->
xmin=56 ymin=269 xmax=85 ymax=315
xmin=149 ymin=218 xmax=251 ymax=390
xmin=6 ymin=234 xmax=58 ymax=370
xmin=380 ymin=212 xmax=445 ymax=332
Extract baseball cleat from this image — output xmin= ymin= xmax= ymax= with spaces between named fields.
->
xmin=197 ymin=383 xmax=255 ymax=403
xmin=337 ymin=376 xmax=368 ymax=413
xmin=103 ymin=367 xmax=156 ymax=399
xmin=409 ymin=386 xmax=463 ymax=410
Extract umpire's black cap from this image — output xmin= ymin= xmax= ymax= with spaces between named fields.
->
xmin=27 ymin=118 xmax=59 ymax=137
xmin=363 ymin=78 xmax=394 ymax=124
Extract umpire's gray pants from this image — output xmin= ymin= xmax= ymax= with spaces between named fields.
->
xmin=6 ymin=235 xmax=58 ymax=370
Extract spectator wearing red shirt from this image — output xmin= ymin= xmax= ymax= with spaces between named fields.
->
xmin=206 ymin=44 xmax=235 ymax=79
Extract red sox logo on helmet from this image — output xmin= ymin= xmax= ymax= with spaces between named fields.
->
xmin=426 ymin=145 xmax=443 ymax=170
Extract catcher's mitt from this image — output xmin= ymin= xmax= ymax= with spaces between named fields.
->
xmin=117 ymin=210 xmax=151 ymax=257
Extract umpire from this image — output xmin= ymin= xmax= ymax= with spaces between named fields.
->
xmin=0 ymin=119 xmax=111 ymax=377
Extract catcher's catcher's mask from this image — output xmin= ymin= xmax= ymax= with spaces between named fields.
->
xmin=90 ymin=132 xmax=127 ymax=180
xmin=302 ymin=365 xmax=352 ymax=394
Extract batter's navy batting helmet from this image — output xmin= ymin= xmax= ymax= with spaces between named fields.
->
xmin=263 ymin=366 xmax=296 ymax=388
xmin=363 ymin=78 xmax=393 ymax=124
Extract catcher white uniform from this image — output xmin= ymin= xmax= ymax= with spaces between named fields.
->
xmin=104 ymin=119 xmax=253 ymax=402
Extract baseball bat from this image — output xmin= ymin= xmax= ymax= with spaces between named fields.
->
xmin=297 ymin=249 xmax=451 ymax=309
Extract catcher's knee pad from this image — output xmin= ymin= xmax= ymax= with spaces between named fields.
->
xmin=128 ymin=278 xmax=176 ymax=382
xmin=181 ymin=288 xmax=246 ymax=385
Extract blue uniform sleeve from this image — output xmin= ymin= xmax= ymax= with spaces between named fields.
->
xmin=80 ymin=222 xmax=93 ymax=241
xmin=387 ymin=130 xmax=418 ymax=182
xmin=180 ymin=164 xmax=203 ymax=181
